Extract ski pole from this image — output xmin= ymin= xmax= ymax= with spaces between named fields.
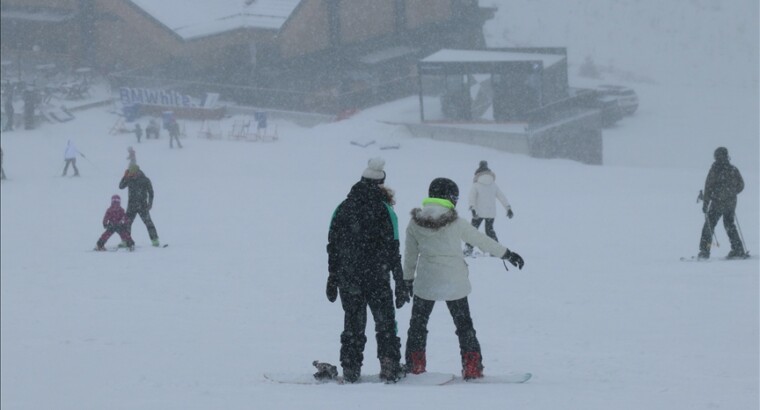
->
xmin=735 ymin=212 xmax=746 ymax=253
xmin=79 ymin=152 xmax=100 ymax=171
xmin=703 ymin=201 xmax=719 ymax=248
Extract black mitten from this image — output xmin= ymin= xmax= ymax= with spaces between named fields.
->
xmin=394 ymin=280 xmax=411 ymax=309
xmin=326 ymin=274 xmax=338 ymax=303
xmin=507 ymin=208 xmax=514 ymax=219
xmin=501 ymin=249 xmax=525 ymax=269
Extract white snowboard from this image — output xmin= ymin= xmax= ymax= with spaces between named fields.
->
xmin=263 ymin=371 xmax=454 ymax=386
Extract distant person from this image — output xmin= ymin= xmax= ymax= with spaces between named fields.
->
xmin=3 ymin=93 xmax=14 ymax=131
xmin=402 ymin=178 xmax=524 ymax=380
xmin=1 ymin=146 xmax=6 ymax=180
xmin=134 ymin=123 xmax=143 ymax=143
xmin=23 ymin=87 xmax=37 ymax=130
xmin=62 ymin=140 xmax=83 ymax=177
xmin=94 ymin=194 xmax=135 ymax=251
xmin=463 ymin=161 xmax=513 ymax=256
xmin=146 ymin=119 xmax=160 ymax=139
xmin=698 ymin=147 xmax=746 ymax=259
xmin=167 ymin=119 xmax=182 ymax=149
xmin=119 ymin=164 xmax=160 ymax=247
xmin=127 ymin=146 xmax=136 ymax=167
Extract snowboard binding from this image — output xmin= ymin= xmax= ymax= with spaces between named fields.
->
xmin=312 ymin=360 xmax=339 ymax=381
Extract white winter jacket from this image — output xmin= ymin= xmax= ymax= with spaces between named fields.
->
xmin=64 ymin=142 xmax=79 ymax=160
xmin=403 ymin=201 xmax=508 ymax=301
xmin=468 ymin=172 xmax=510 ymax=219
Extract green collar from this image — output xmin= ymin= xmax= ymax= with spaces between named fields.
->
xmin=422 ymin=197 xmax=455 ymax=209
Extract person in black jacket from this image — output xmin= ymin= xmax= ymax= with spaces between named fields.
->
xmin=119 ymin=164 xmax=160 ymax=247
xmin=326 ymin=158 xmax=409 ymax=383
xmin=3 ymin=93 xmax=14 ymax=131
xmin=698 ymin=147 xmax=746 ymax=259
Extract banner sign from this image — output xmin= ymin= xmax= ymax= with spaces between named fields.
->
xmin=120 ymin=87 xmax=199 ymax=108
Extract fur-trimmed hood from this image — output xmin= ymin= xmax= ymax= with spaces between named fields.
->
xmin=410 ymin=204 xmax=458 ymax=230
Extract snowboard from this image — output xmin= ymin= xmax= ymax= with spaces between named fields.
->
xmin=263 ymin=372 xmax=454 ymax=386
xmin=443 ymin=372 xmax=532 ymax=385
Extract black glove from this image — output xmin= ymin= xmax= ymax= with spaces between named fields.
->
xmin=507 ymin=208 xmax=514 ymax=219
xmin=394 ymin=280 xmax=412 ymax=309
xmin=501 ymin=249 xmax=524 ymax=269
xmin=326 ymin=274 xmax=338 ymax=303
xmin=471 ymin=208 xmax=477 ymax=218
xmin=702 ymin=201 xmax=709 ymax=214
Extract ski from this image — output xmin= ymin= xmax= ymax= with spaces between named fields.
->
xmin=681 ymin=252 xmax=752 ymax=262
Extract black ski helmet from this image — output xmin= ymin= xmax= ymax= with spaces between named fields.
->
xmin=428 ymin=178 xmax=459 ymax=206
xmin=714 ymin=147 xmax=729 ymax=162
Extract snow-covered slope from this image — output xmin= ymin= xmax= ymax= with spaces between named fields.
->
xmin=1 ymin=1 xmax=757 ymax=409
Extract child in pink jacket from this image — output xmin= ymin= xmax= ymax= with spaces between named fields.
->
xmin=95 ymin=195 xmax=135 ymax=251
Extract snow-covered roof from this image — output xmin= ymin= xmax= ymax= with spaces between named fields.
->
xmin=128 ymin=0 xmax=301 ymax=40
xmin=358 ymin=46 xmax=418 ymax=65
xmin=0 ymin=9 xmax=77 ymax=23
xmin=421 ymin=49 xmax=565 ymax=67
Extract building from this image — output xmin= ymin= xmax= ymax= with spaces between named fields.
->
xmin=1 ymin=0 xmax=495 ymax=113
xmin=409 ymin=47 xmax=604 ymax=164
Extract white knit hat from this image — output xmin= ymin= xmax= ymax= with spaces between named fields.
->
xmin=362 ymin=157 xmax=386 ymax=181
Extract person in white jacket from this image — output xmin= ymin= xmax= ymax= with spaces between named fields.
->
xmin=62 ymin=140 xmax=82 ymax=177
xmin=464 ymin=160 xmax=513 ymax=256
xmin=402 ymin=177 xmax=524 ymax=380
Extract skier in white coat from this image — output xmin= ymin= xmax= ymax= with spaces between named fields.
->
xmin=464 ymin=160 xmax=512 ymax=256
xmin=62 ymin=140 xmax=83 ymax=177
xmin=402 ymin=178 xmax=524 ymax=380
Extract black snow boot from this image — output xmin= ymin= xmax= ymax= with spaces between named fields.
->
xmin=379 ymin=357 xmax=405 ymax=383
xmin=342 ymin=366 xmax=361 ymax=383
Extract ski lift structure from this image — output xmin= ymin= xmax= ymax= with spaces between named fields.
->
xmin=413 ymin=47 xmax=604 ymax=165
xmin=227 ymin=111 xmax=278 ymax=142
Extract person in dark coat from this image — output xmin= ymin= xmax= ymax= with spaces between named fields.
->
xmin=23 ymin=87 xmax=37 ymax=130
xmin=134 ymin=123 xmax=143 ymax=143
xmin=167 ymin=119 xmax=182 ymax=148
xmin=698 ymin=147 xmax=746 ymax=259
xmin=95 ymin=194 xmax=135 ymax=251
xmin=119 ymin=164 xmax=160 ymax=246
xmin=1 ymin=146 xmax=6 ymax=180
xmin=3 ymin=93 xmax=14 ymax=131
xmin=326 ymin=157 xmax=409 ymax=383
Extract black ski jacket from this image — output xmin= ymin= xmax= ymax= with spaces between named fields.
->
xmin=119 ymin=170 xmax=154 ymax=211
xmin=704 ymin=159 xmax=744 ymax=211
xmin=327 ymin=179 xmax=402 ymax=288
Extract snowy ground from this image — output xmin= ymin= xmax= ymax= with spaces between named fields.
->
xmin=1 ymin=1 xmax=758 ymax=409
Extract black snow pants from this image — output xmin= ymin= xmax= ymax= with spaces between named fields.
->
xmin=125 ymin=206 xmax=159 ymax=241
xmin=405 ymin=295 xmax=481 ymax=364
xmin=699 ymin=205 xmax=743 ymax=256
xmin=464 ymin=217 xmax=497 ymax=252
xmin=338 ymin=274 xmax=401 ymax=371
